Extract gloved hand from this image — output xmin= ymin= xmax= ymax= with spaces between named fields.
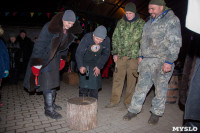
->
xmin=59 ymin=59 xmax=66 ymax=71
xmin=4 ymin=70 xmax=9 ymax=78
xmin=32 ymin=65 xmax=42 ymax=85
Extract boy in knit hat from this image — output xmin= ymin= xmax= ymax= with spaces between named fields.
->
xmin=105 ymin=2 xmax=145 ymax=109
xmin=123 ymin=0 xmax=182 ymax=125
xmin=23 ymin=10 xmax=82 ymax=119
xmin=76 ymin=25 xmax=110 ymax=99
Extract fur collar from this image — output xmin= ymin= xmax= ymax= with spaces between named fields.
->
xmin=48 ymin=12 xmax=82 ymax=34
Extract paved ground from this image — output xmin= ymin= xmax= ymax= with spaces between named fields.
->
xmin=0 ymin=77 xmax=184 ymax=133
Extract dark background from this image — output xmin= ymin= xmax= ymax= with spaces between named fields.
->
xmin=0 ymin=0 xmax=187 ymax=27
xmin=0 ymin=0 xmax=193 ymax=65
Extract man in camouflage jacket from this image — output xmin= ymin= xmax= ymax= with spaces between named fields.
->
xmin=105 ymin=2 xmax=145 ymax=108
xmin=123 ymin=0 xmax=182 ymax=125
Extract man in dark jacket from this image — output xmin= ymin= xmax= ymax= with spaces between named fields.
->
xmin=23 ymin=10 xmax=82 ymax=119
xmin=76 ymin=25 xmax=110 ymax=99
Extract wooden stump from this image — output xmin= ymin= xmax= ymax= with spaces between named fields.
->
xmin=66 ymin=97 xmax=97 ymax=131
xmin=62 ymin=72 xmax=79 ymax=85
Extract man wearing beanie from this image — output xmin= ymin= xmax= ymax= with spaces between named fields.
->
xmin=23 ymin=10 xmax=82 ymax=119
xmin=123 ymin=0 xmax=182 ymax=125
xmin=105 ymin=2 xmax=145 ymax=109
xmin=76 ymin=25 xmax=110 ymax=99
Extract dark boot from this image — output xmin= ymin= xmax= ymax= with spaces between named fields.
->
xmin=51 ymin=89 xmax=62 ymax=111
xmin=43 ymin=92 xmax=62 ymax=119
xmin=148 ymin=113 xmax=159 ymax=125
xmin=123 ymin=111 xmax=137 ymax=121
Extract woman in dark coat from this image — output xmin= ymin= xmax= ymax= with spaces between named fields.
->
xmin=76 ymin=25 xmax=110 ymax=99
xmin=23 ymin=10 xmax=82 ymax=119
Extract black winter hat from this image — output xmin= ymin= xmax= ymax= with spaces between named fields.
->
xmin=125 ymin=2 xmax=136 ymax=13
xmin=62 ymin=10 xmax=76 ymax=22
xmin=93 ymin=25 xmax=107 ymax=39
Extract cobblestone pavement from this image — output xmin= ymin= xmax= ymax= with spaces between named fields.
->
xmin=0 ymin=78 xmax=184 ymax=133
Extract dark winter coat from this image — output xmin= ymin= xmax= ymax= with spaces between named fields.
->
xmin=23 ymin=12 xmax=82 ymax=92
xmin=76 ymin=33 xmax=110 ymax=89
xmin=0 ymin=40 xmax=10 ymax=78
xmin=16 ymin=35 xmax=34 ymax=70
xmin=7 ymin=41 xmax=21 ymax=69
xmin=184 ymin=57 xmax=200 ymax=121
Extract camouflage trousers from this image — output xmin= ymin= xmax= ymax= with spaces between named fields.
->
xmin=128 ymin=58 xmax=174 ymax=116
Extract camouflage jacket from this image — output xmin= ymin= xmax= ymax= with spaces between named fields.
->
xmin=112 ymin=14 xmax=145 ymax=59
xmin=139 ymin=9 xmax=182 ymax=64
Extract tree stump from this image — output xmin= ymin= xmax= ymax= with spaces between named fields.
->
xmin=66 ymin=97 xmax=97 ymax=131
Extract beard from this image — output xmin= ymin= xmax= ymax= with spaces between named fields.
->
xmin=150 ymin=14 xmax=156 ymax=18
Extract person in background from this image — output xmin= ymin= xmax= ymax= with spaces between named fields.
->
xmin=76 ymin=25 xmax=110 ymax=100
xmin=33 ymin=36 xmax=38 ymax=43
xmin=7 ymin=34 xmax=21 ymax=84
xmin=101 ymin=55 xmax=113 ymax=79
xmin=16 ymin=29 xmax=34 ymax=76
xmin=0 ymin=25 xmax=10 ymax=121
xmin=23 ymin=10 xmax=82 ymax=119
xmin=69 ymin=39 xmax=80 ymax=73
xmin=123 ymin=0 xmax=182 ymax=125
xmin=105 ymin=2 xmax=145 ymax=108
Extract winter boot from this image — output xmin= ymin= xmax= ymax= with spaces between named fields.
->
xmin=148 ymin=113 xmax=159 ymax=125
xmin=51 ymin=89 xmax=62 ymax=111
xmin=123 ymin=111 xmax=137 ymax=121
xmin=43 ymin=92 xmax=62 ymax=119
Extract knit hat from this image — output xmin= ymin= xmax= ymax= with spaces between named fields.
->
xmin=149 ymin=0 xmax=166 ymax=6
xmin=62 ymin=10 xmax=76 ymax=22
xmin=93 ymin=25 xmax=107 ymax=39
xmin=125 ymin=2 xmax=136 ymax=13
